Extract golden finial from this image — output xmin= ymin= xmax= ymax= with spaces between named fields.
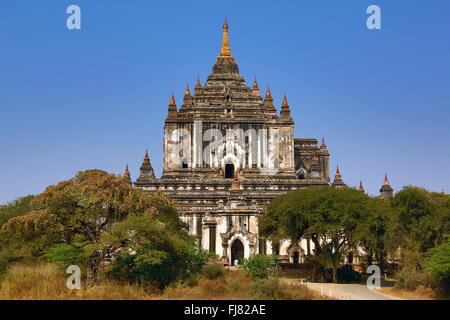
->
xmin=195 ymin=76 xmax=201 ymax=88
xmin=170 ymin=93 xmax=176 ymax=105
xmin=384 ymin=173 xmax=389 ymax=185
xmin=282 ymin=94 xmax=288 ymax=106
xmin=265 ymin=87 xmax=272 ymax=98
xmin=219 ymin=16 xmax=233 ymax=58
xmin=253 ymin=77 xmax=258 ymax=89
xmin=185 ymin=84 xmax=190 ymax=96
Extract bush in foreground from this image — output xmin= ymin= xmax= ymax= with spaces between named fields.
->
xmin=202 ymin=263 xmax=225 ymax=280
xmin=423 ymin=235 xmax=450 ymax=294
xmin=241 ymin=254 xmax=273 ymax=279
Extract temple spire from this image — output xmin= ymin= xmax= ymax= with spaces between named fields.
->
xmin=253 ymin=77 xmax=258 ymax=89
xmin=282 ymin=94 xmax=288 ymax=107
xmin=332 ymin=165 xmax=346 ymax=188
xmin=123 ymin=164 xmax=132 ymax=185
xmin=380 ymin=173 xmax=394 ymax=199
xmin=359 ymin=181 xmax=364 ymax=193
xmin=219 ymin=16 xmax=233 ymax=58
xmin=138 ymin=150 xmax=155 ymax=180
xmin=265 ymin=87 xmax=272 ymax=99
xmin=195 ymin=76 xmax=201 ymax=88
xmin=252 ymin=77 xmax=260 ymax=96
xmin=167 ymin=93 xmax=177 ymax=118
xmin=185 ymin=84 xmax=191 ymax=97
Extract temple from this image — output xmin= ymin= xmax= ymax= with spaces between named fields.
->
xmin=128 ymin=19 xmax=392 ymax=265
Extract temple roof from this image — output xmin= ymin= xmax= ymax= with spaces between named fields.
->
xmin=170 ymin=19 xmax=293 ymax=125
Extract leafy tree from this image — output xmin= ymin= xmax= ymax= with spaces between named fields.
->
xmin=0 ymin=170 xmax=190 ymax=283
xmin=0 ymin=251 xmax=8 ymax=276
xmin=423 ymin=235 xmax=450 ymax=293
xmin=42 ymin=243 xmax=88 ymax=268
xmin=241 ymin=254 xmax=274 ymax=279
xmin=0 ymin=195 xmax=36 ymax=227
xmin=1 ymin=210 xmax=61 ymax=258
xmin=104 ymin=214 xmax=209 ymax=289
xmin=260 ymin=187 xmax=371 ymax=283
xmin=353 ymin=197 xmax=390 ymax=268
xmin=386 ymin=187 xmax=450 ymax=273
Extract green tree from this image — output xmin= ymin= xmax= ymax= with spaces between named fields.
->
xmin=353 ymin=197 xmax=390 ymax=268
xmin=0 ymin=170 xmax=189 ymax=283
xmin=260 ymin=187 xmax=370 ymax=283
xmin=0 ymin=195 xmax=36 ymax=227
xmin=104 ymin=214 xmax=208 ymax=289
xmin=386 ymin=187 xmax=450 ymax=274
xmin=423 ymin=235 xmax=450 ymax=293
xmin=241 ymin=254 xmax=274 ymax=279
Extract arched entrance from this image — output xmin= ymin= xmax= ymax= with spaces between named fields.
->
xmin=231 ymin=239 xmax=244 ymax=266
xmin=293 ymin=251 xmax=299 ymax=264
xmin=225 ymin=163 xmax=234 ymax=179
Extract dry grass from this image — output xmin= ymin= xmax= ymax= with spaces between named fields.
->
xmin=379 ymin=284 xmax=447 ymax=300
xmin=0 ymin=262 xmax=156 ymax=300
xmin=0 ymin=263 xmax=324 ymax=300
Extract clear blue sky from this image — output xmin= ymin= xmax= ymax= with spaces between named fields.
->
xmin=1 ymin=0 xmax=449 ymax=204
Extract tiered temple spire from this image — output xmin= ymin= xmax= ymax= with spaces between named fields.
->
xmin=280 ymin=94 xmax=292 ymax=120
xmin=282 ymin=94 xmax=288 ymax=106
xmin=264 ymin=87 xmax=275 ymax=111
xmin=123 ymin=164 xmax=132 ymax=185
xmin=320 ymin=138 xmax=327 ymax=149
xmin=359 ymin=181 xmax=364 ymax=193
xmin=138 ymin=149 xmax=155 ymax=179
xmin=167 ymin=93 xmax=178 ymax=118
xmin=331 ymin=166 xmax=346 ymax=188
xmin=195 ymin=76 xmax=202 ymax=89
xmin=219 ymin=16 xmax=233 ymax=58
xmin=252 ymin=77 xmax=260 ymax=96
xmin=212 ymin=18 xmax=239 ymax=74
xmin=380 ymin=173 xmax=393 ymax=199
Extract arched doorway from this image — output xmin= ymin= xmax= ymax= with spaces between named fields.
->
xmin=231 ymin=239 xmax=244 ymax=266
xmin=293 ymin=251 xmax=299 ymax=264
xmin=225 ymin=163 xmax=234 ymax=179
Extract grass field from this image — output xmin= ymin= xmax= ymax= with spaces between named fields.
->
xmin=0 ymin=262 xmax=324 ymax=300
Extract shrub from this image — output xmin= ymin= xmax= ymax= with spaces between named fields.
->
xmin=337 ymin=264 xmax=361 ymax=283
xmin=198 ymin=278 xmax=228 ymax=296
xmin=423 ymin=235 xmax=450 ymax=293
xmin=202 ymin=263 xmax=224 ymax=280
xmin=250 ymin=278 xmax=291 ymax=300
xmin=42 ymin=243 xmax=87 ymax=268
xmin=183 ymin=273 xmax=200 ymax=287
xmin=313 ymin=264 xmax=361 ymax=283
xmin=395 ymin=267 xmax=431 ymax=291
xmin=0 ymin=251 xmax=8 ymax=276
xmin=229 ymin=280 xmax=241 ymax=291
xmin=242 ymin=254 xmax=273 ymax=279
